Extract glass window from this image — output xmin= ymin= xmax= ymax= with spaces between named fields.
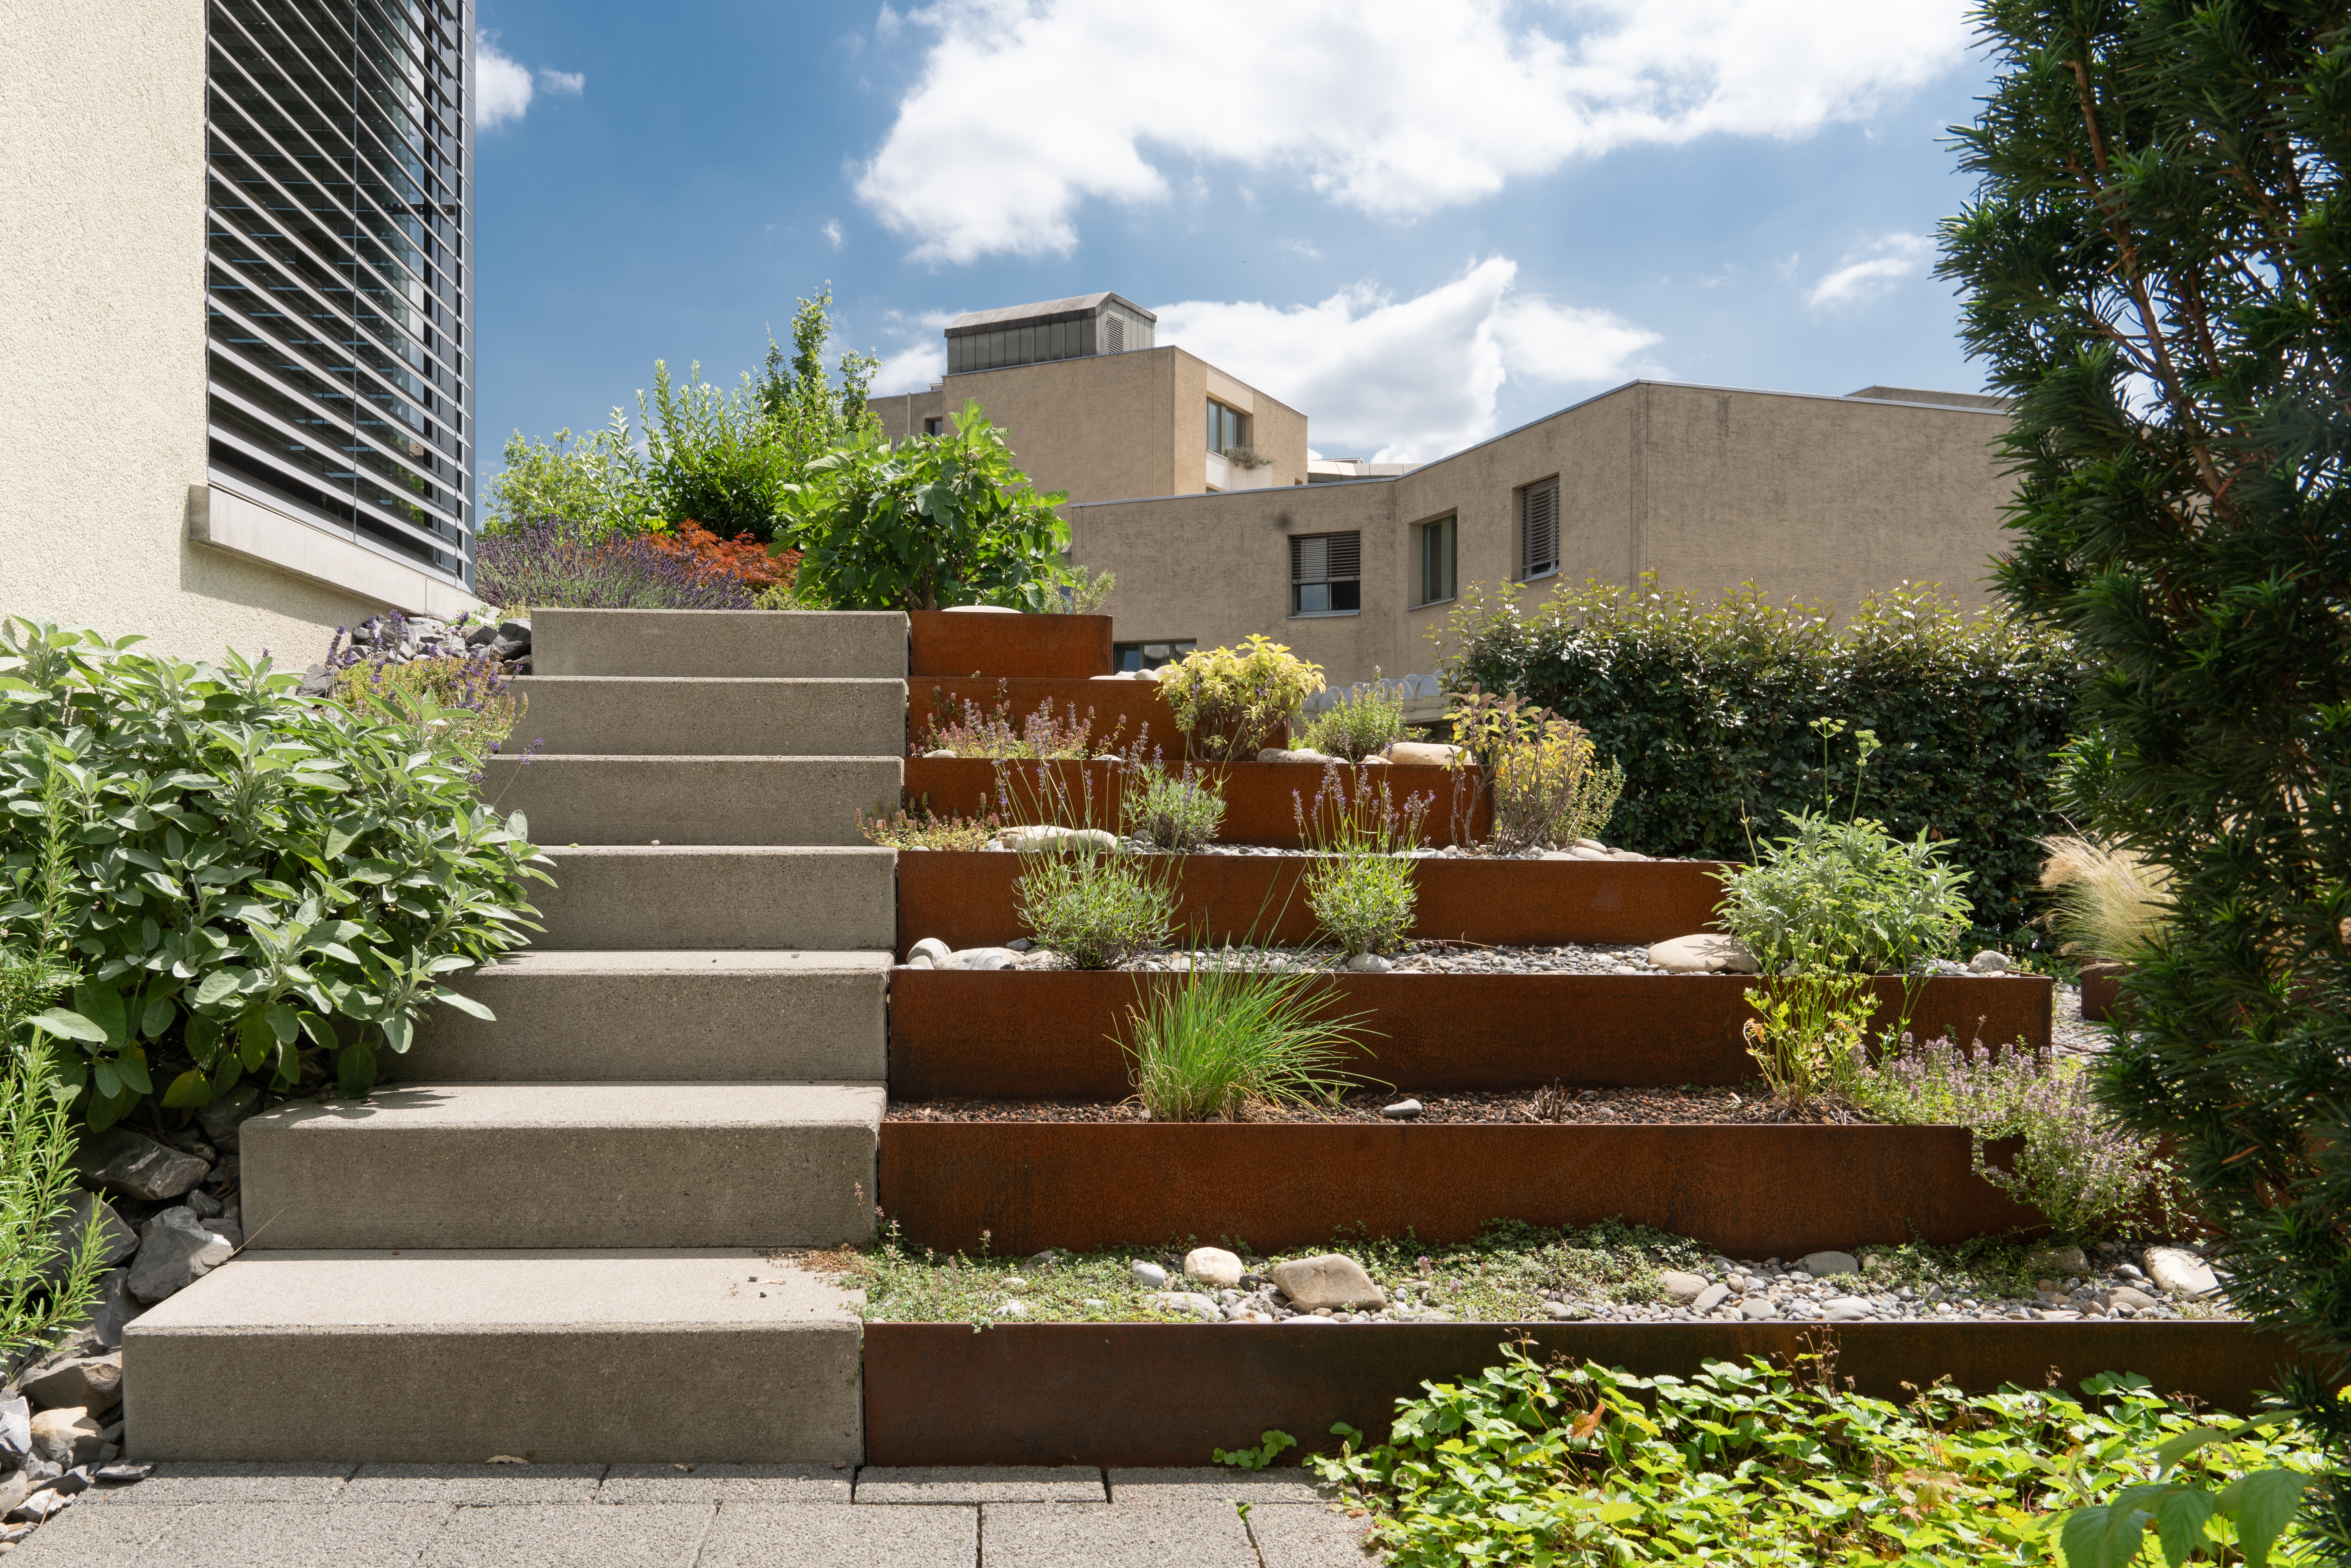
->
xmin=1115 ymin=639 xmax=1195 ymax=672
xmin=923 ymin=417 xmax=943 ymax=436
xmin=1290 ymin=532 xmax=1361 ymax=617
xmin=1416 ymin=516 xmax=1456 ymax=606
xmin=1207 ymin=398 xmax=1247 ymax=455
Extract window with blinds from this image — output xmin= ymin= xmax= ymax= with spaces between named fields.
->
xmin=1291 ymin=532 xmax=1361 ymax=616
xmin=205 ymin=0 xmax=474 ymax=584
xmin=1520 ymin=477 xmax=1561 ymax=580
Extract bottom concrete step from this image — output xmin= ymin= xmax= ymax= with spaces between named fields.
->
xmin=122 ymin=1251 xmax=863 ymax=1464
xmin=241 ymin=1084 xmax=885 ymax=1249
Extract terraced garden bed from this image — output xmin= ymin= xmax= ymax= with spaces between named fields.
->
xmin=909 ymin=609 xmax=1112 ymax=679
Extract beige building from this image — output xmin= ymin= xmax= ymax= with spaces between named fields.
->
xmin=1066 ymin=380 xmax=2016 ymax=693
xmin=869 ymin=293 xmax=1311 ymax=503
xmin=2 ymin=2 xmax=482 ymax=664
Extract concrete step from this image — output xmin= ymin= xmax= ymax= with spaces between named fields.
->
xmin=512 ymin=676 xmax=906 ymax=757
xmin=531 ymin=846 xmax=896 ymax=950
xmin=480 ymin=755 xmax=900 ymax=847
xmin=123 ymin=1250 xmax=863 ymax=1463
xmin=240 ymin=1084 xmax=884 ymax=1250
xmin=532 ymin=608 xmax=908 ymax=679
xmin=403 ymin=952 xmax=888 ymax=1082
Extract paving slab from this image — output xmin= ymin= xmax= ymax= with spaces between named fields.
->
xmin=416 ymin=1502 xmax=713 ymax=1568
xmin=5 ymin=1504 xmax=180 ymax=1564
xmin=1246 ymin=1500 xmax=1382 ymax=1566
xmin=595 ymin=1465 xmax=852 ymax=1504
xmin=853 ymin=1466 xmax=1103 ymax=1504
xmin=341 ymin=1463 xmax=608 ymax=1504
xmin=136 ymin=1502 xmax=454 ymax=1568
xmin=527 ymin=847 xmax=896 ymax=951
xmin=1106 ymin=1467 xmax=1343 ymax=1504
xmin=697 ymin=1501 xmax=976 ymax=1566
xmin=73 ymin=1463 xmax=355 ymax=1506
xmin=978 ymin=1500 xmax=1257 ymax=1567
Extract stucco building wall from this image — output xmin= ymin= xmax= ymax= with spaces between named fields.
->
xmin=1068 ymin=382 xmax=2016 ymax=691
xmin=1 ymin=1 xmax=401 ymax=663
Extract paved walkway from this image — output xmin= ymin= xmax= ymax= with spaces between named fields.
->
xmin=10 ymin=1465 xmax=1375 ymax=1566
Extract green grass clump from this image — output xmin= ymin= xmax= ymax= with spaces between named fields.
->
xmin=1314 ymin=1347 xmax=2329 ymax=1566
xmin=1121 ymin=958 xmax=1374 ymax=1121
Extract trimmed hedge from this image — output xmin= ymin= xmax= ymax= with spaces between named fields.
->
xmin=1439 ymin=578 xmax=2084 ymax=933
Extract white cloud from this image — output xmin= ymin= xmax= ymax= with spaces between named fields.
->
xmin=1807 ymin=232 xmax=1934 ymax=308
xmin=538 ymin=67 xmax=586 ymax=95
xmin=476 ymin=37 xmax=534 ymax=129
xmin=1154 ymin=257 xmax=1660 ymax=462
xmin=870 ymin=310 xmax=956 ymax=394
xmin=857 ymin=0 xmax=1971 ymax=262
xmin=824 ymin=219 xmax=845 ymax=248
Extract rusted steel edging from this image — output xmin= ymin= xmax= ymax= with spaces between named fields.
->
xmin=895 ymin=850 xmax=1738 ymax=953
xmin=903 ymin=758 xmax=1492 ymax=848
xmin=860 ymin=1320 xmax=2315 ymax=1468
xmin=886 ymin=970 xmax=2055 ymax=1099
xmin=875 ymin=1122 xmax=2046 ymax=1259
xmin=909 ymin=612 xmax=1113 ymax=680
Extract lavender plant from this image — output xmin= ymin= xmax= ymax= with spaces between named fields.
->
xmin=1849 ymin=1036 xmax=2177 ymax=1238
xmin=1121 ymin=762 xmax=1225 ymax=852
xmin=918 ymin=682 xmax=1129 ymax=760
xmin=474 ymin=520 xmax=755 ymax=610
xmin=1294 ymin=765 xmax=1432 ymax=957
xmin=324 ymin=616 xmax=522 ymax=762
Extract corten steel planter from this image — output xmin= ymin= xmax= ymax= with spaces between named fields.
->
xmin=902 ymin=758 xmax=1490 ymax=848
xmin=909 ymin=611 xmax=1112 ymax=680
xmin=875 ymin=1122 xmax=2046 ymax=1258
xmin=863 ymin=1320 xmax=2311 ymax=1467
xmin=894 ymin=851 xmax=1738 ymax=953
xmin=886 ymin=970 xmax=2055 ymax=1099
xmin=910 ymin=678 xmax=1177 ymax=758
xmin=2077 ymin=961 xmax=2131 ymax=1023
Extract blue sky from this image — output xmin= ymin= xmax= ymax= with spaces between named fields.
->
xmin=472 ymin=0 xmax=1995 ymax=472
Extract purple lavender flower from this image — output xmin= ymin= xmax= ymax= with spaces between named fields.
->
xmin=474 ymin=520 xmax=756 ymax=610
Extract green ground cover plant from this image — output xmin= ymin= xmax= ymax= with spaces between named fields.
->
xmin=1939 ymin=0 xmax=2351 ymax=1513
xmin=1443 ymin=577 xmax=2079 ymax=931
xmin=1310 ymin=1345 xmax=2329 ymax=1566
xmin=1014 ymin=848 xmax=1176 ymax=968
xmin=1120 ymin=955 xmax=1372 ymax=1121
xmin=856 ymin=807 xmax=1000 ymax=851
xmin=0 ymin=621 xmax=548 ymax=1121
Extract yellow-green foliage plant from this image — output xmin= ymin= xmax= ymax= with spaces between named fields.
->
xmin=1447 ymin=690 xmax=1624 ymax=854
xmin=2038 ymin=835 xmax=2170 ymax=963
xmin=1158 ymin=635 xmax=1325 ymax=763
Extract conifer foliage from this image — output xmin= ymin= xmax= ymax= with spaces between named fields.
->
xmin=1941 ymin=0 xmax=2350 ymax=1526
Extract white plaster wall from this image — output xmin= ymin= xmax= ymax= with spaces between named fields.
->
xmin=0 ymin=1 xmax=389 ymax=665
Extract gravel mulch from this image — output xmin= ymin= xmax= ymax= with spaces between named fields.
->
xmin=883 ymin=1085 xmax=1875 ymax=1125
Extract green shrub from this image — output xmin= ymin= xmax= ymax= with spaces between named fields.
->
xmin=2 ymin=777 xmax=107 ymax=1366
xmin=1121 ymin=764 xmax=1225 ymax=852
xmin=0 ymin=621 xmax=550 ymax=1123
xmin=1160 ymin=636 xmax=1326 ymax=763
xmin=1298 ymin=682 xmax=1407 ymax=761
xmin=1447 ymin=690 xmax=1624 ymax=853
xmin=1312 ymin=1346 xmax=2327 ymax=1568
xmin=1716 ymin=811 xmax=1974 ymax=975
xmin=780 ymin=400 xmax=1075 ymax=611
xmin=1442 ymin=576 xmax=2080 ymax=929
xmin=1121 ymin=958 xmax=1370 ymax=1121
xmin=1013 ymin=850 xmax=1174 ymax=968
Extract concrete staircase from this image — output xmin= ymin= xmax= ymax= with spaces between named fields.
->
xmin=122 ymin=609 xmax=907 ymax=1464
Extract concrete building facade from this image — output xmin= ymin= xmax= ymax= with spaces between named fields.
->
xmin=1065 ymin=380 xmax=2016 ymax=692
xmin=2 ymin=0 xmax=480 ymax=663
xmin=869 ymin=294 xmax=1311 ymax=504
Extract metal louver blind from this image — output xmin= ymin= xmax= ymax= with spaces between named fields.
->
xmin=1291 ymin=532 xmax=1360 ymax=583
xmin=1102 ymin=313 xmax=1125 ymax=354
xmin=1521 ymin=479 xmax=1560 ymax=578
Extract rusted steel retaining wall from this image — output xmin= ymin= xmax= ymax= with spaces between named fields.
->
xmin=875 ymin=1122 xmax=2046 ymax=1258
xmin=909 ymin=612 xmax=1112 ymax=680
xmin=895 ymin=851 xmax=1741 ymax=953
xmin=862 ymin=1320 xmax=2312 ymax=1467
xmin=886 ymin=971 xmax=2055 ymax=1099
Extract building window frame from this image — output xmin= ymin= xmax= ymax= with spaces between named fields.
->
xmin=922 ymin=416 xmax=944 ymax=436
xmin=1207 ymin=398 xmax=1248 ymax=457
xmin=1519 ymin=476 xmax=1561 ymax=582
xmin=1290 ymin=531 xmax=1362 ymax=618
xmin=1115 ymin=639 xmax=1196 ymax=673
xmin=1414 ymin=515 xmax=1457 ymax=607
